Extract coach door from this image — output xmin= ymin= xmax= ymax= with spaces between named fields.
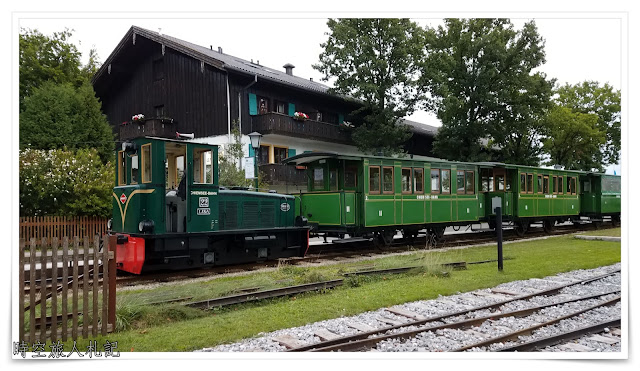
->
xmin=186 ymin=143 xmax=219 ymax=232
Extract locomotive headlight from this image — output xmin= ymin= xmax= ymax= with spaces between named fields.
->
xmin=138 ymin=219 xmax=155 ymax=233
xmin=107 ymin=218 xmax=113 ymax=230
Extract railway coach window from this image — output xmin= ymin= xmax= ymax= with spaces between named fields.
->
xmin=369 ymin=166 xmax=381 ymax=194
xmin=520 ymin=174 xmax=526 ymax=193
xmin=402 ymin=168 xmax=412 ymax=194
xmin=559 ymin=176 xmax=564 ymax=194
xmin=431 ymin=169 xmax=440 ymax=194
xmin=568 ymin=177 xmax=577 ymax=195
xmin=553 ymin=176 xmax=558 ymax=194
xmin=344 ymin=167 xmax=357 ymax=189
xmin=441 ymin=169 xmax=451 ymax=194
xmin=142 ymin=144 xmax=152 ymax=183
xmin=383 ymin=167 xmax=394 ymax=194
xmin=313 ymin=167 xmax=325 ymax=190
xmin=118 ymin=150 xmax=126 ymax=186
xmin=456 ymin=170 xmax=465 ymax=194
xmin=465 ymin=171 xmax=474 ymax=194
xmin=131 ymin=154 xmax=139 ymax=184
xmin=537 ymin=175 xmax=543 ymax=194
xmin=543 ymin=176 xmax=550 ymax=194
xmin=413 ymin=169 xmax=424 ymax=194
xmin=193 ymin=148 xmax=213 ymax=184
xmin=480 ymin=169 xmax=494 ymax=192
xmin=527 ymin=174 xmax=534 ymax=194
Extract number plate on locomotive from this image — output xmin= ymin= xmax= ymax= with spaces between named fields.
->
xmin=197 ymin=208 xmax=211 ymax=215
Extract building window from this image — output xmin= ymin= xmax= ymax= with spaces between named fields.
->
xmin=273 ymin=146 xmax=288 ymax=164
xmin=131 ymin=154 xmax=139 ymax=184
xmin=441 ymin=169 xmax=451 ymax=194
xmin=153 ymin=59 xmax=165 ymax=81
xmin=316 ymin=112 xmax=323 ymax=122
xmin=382 ymin=167 xmax=394 ymax=194
xmin=369 ymin=166 xmax=381 ymax=194
xmin=117 ymin=151 xmax=126 ymax=186
xmin=313 ymin=167 xmax=325 ymax=190
xmin=141 ymin=144 xmax=152 ymax=183
xmin=155 ymin=105 xmax=165 ymax=118
xmin=276 ymin=101 xmax=286 ymax=114
xmin=401 ymin=168 xmax=412 ymax=194
xmin=431 ymin=169 xmax=440 ymax=194
xmin=258 ymin=145 xmax=270 ymax=165
xmin=456 ymin=170 xmax=465 ymax=194
xmin=465 ymin=171 xmax=474 ymax=194
xmin=413 ymin=168 xmax=424 ymax=194
xmin=258 ymin=98 xmax=269 ymax=114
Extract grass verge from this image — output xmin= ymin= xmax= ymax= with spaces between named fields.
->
xmin=579 ymin=227 xmax=621 ymax=237
xmin=51 ymin=233 xmax=620 ymax=352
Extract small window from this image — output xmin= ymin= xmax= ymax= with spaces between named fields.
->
xmin=456 ymin=170 xmax=465 ymax=194
xmin=153 ymin=59 xmax=164 ymax=81
xmin=520 ymin=173 xmax=526 ymax=193
xmin=329 ymin=169 xmax=338 ymax=191
xmin=413 ymin=168 xmax=424 ymax=194
xmin=276 ymin=102 xmax=286 ymax=114
xmin=465 ymin=171 xmax=474 ymax=194
xmin=441 ymin=169 xmax=451 ymax=194
xmin=258 ymin=98 xmax=269 ymax=114
xmin=401 ymin=168 xmax=412 ymax=194
xmin=571 ymin=177 xmax=577 ymax=195
xmin=131 ymin=154 xmax=139 ymax=184
xmin=175 ymin=155 xmax=184 ymax=187
xmin=117 ymin=151 xmax=126 ymax=186
xmin=316 ymin=112 xmax=323 ymax=122
xmin=431 ymin=169 xmax=440 ymax=194
xmin=559 ymin=176 xmax=564 ymax=194
xmin=506 ymin=176 xmax=512 ymax=191
xmin=496 ymin=175 xmax=505 ymax=191
xmin=537 ymin=175 xmax=543 ymax=194
xmin=383 ymin=167 xmax=394 ymax=194
xmin=273 ymin=146 xmax=288 ymax=164
xmin=553 ymin=176 xmax=558 ymax=194
xmin=193 ymin=148 xmax=213 ymax=184
xmin=141 ymin=144 xmax=152 ymax=183
xmin=344 ymin=167 xmax=357 ymax=188
xmin=369 ymin=166 xmax=381 ymax=194
xmin=583 ymin=181 xmax=591 ymax=193
xmin=154 ymin=105 xmax=165 ymax=118
xmin=543 ymin=176 xmax=549 ymax=194
xmin=527 ymin=174 xmax=534 ymax=194
xmin=258 ymin=145 xmax=270 ymax=165
xmin=313 ymin=167 xmax=325 ymax=190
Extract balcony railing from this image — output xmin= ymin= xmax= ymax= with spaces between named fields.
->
xmin=260 ymin=163 xmax=307 ymax=185
xmin=251 ymin=112 xmax=352 ymax=144
xmin=119 ymin=118 xmax=176 ymax=140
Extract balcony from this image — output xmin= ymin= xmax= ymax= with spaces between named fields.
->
xmin=251 ymin=112 xmax=352 ymax=144
xmin=259 ymin=164 xmax=308 ymax=193
xmin=119 ymin=118 xmax=177 ymax=140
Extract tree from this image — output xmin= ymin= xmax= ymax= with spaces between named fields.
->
xmin=20 ymin=80 xmax=115 ymax=162
xmin=554 ymin=81 xmax=620 ymax=166
xmin=542 ymin=106 xmax=605 ymax=171
xmin=422 ymin=19 xmax=554 ymax=165
xmin=19 ymin=28 xmax=84 ymax=111
xmin=218 ymin=122 xmax=253 ymax=188
xmin=314 ymin=18 xmax=425 ymax=155
xmin=19 ymin=148 xmax=114 ymax=217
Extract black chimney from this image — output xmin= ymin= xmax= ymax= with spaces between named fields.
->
xmin=283 ymin=63 xmax=295 ymax=76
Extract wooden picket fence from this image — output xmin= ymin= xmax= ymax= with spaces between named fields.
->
xmin=19 ymin=216 xmax=109 ymax=245
xmin=19 ymin=235 xmax=117 ymax=343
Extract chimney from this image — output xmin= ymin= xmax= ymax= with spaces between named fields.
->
xmin=158 ymin=28 xmax=162 ymax=36
xmin=210 ymin=45 xmax=213 ymax=50
xmin=310 ymin=77 xmax=313 ymax=82
xmin=283 ymin=63 xmax=295 ymax=76
xmin=218 ymin=46 xmax=223 ymax=53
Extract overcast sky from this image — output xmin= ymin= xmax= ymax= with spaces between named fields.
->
xmin=17 ymin=15 xmax=624 ymax=173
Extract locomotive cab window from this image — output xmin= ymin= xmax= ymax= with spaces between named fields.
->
xmin=193 ymin=148 xmax=213 ymax=184
xmin=117 ymin=150 xmax=126 ymax=186
xmin=131 ymin=154 xmax=139 ymax=184
xmin=369 ymin=166 xmax=381 ymax=194
xmin=141 ymin=144 xmax=152 ymax=183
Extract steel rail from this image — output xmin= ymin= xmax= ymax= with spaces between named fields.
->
xmin=453 ymin=295 xmax=621 ymax=351
xmin=288 ymin=269 xmax=620 ymax=352
xmin=305 ymin=292 xmax=621 ymax=352
xmin=184 ymin=279 xmax=343 ymax=309
xmin=497 ymin=318 xmax=621 ymax=352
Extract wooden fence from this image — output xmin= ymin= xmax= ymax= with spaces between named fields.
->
xmin=19 ymin=216 xmax=109 ymax=245
xmin=19 ymin=235 xmax=117 ymax=343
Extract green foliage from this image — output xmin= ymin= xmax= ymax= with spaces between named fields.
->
xmin=423 ymin=19 xmax=554 ymax=165
xmin=554 ymin=81 xmax=620 ymax=166
xmin=20 ymin=80 xmax=114 ymax=162
xmin=218 ymin=122 xmax=253 ymax=188
xmin=19 ymin=148 xmax=114 ymax=217
xmin=543 ymin=105 xmax=605 ymax=171
xmin=314 ymin=19 xmax=424 ymax=155
xmin=19 ymin=28 xmax=84 ymax=111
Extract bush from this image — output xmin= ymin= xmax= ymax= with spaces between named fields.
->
xmin=19 ymin=148 xmax=114 ymax=217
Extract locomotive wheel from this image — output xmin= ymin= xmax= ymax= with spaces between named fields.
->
xmin=543 ymin=219 xmax=555 ymax=234
xmin=514 ymin=221 xmax=528 ymax=237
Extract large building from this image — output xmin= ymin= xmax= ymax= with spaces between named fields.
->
xmin=92 ymin=26 xmax=437 ymax=192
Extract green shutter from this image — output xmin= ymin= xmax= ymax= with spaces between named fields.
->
xmin=288 ymin=148 xmax=296 ymax=158
xmin=248 ymin=144 xmax=254 ymax=157
xmin=248 ymin=93 xmax=258 ymax=116
xmin=338 ymin=113 xmax=344 ymax=124
xmin=288 ymin=103 xmax=296 ymax=116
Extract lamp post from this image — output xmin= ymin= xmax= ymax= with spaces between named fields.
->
xmin=248 ymin=132 xmax=262 ymax=191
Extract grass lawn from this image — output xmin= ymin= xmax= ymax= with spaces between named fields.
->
xmin=578 ymin=227 xmax=621 ymax=237
xmin=51 ymin=233 xmax=620 ymax=352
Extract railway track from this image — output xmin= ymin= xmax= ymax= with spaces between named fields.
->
xmin=23 ymin=223 xmax=617 ymax=290
xmin=202 ymin=265 xmax=621 ymax=352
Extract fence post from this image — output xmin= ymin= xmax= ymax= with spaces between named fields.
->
xmin=82 ymin=236 xmax=89 ymax=338
xmin=39 ymin=237 xmax=47 ymax=342
xmin=51 ymin=238 xmax=59 ymax=342
xmin=61 ymin=237 xmax=69 ymax=342
xmin=101 ymin=235 xmax=108 ymax=336
xmin=92 ymin=235 xmax=99 ymax=337
xmin=19 ymin=240 xmax=25 ymax=342
xmin=108 ymin=235 xmax=117 ymax=332
xmin=28 ymin=239 xmax=36 ymax=343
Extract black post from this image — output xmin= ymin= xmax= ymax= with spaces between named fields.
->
xmin=496 ymin=207 xmax=503 ymax=271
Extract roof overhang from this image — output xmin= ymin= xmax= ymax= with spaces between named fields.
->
xmin=282 ymin=152 xmax=362 ymax=165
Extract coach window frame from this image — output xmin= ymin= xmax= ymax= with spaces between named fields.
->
xmin=382 ymin=166 xmax=394 ymax=194
xmin=369 ymin=166 xmax=381 ymax=194
xmin=413 ymin=168 xmax=424 ymax=194
xmin=401 ymin=167 xmax=413 ymax=194
xmin=431 ymin=168 xmax=441 ymax=194
xmin=117 ymin=150 xmax=126 ymax=186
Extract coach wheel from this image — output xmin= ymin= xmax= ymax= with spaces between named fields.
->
xmin=611 ymin=216 xmax=620 ymax=228
xmin=515 ymin=221 xmax=528 ymax=237
xmin=543 ymin=220 xmax=555 ymax=234
xmin=488 ymin=221 xmax=496 ymax=230
xmin=429 ymin=226 xmax=445 ymax=241
xmin=592 ymin=221 xmax=602 ymax=230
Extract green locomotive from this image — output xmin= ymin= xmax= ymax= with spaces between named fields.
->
xmin=110 ymin=136 xmax=309 ymax=274
xmin=283 ymin=153 xmax=621 ymax=242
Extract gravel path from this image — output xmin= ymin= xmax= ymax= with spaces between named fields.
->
xmin=197 ymin=263 xmax=621 ymax=353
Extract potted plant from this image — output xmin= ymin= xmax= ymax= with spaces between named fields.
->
xmin=293 ymin=112 xmax=309 ymax=121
